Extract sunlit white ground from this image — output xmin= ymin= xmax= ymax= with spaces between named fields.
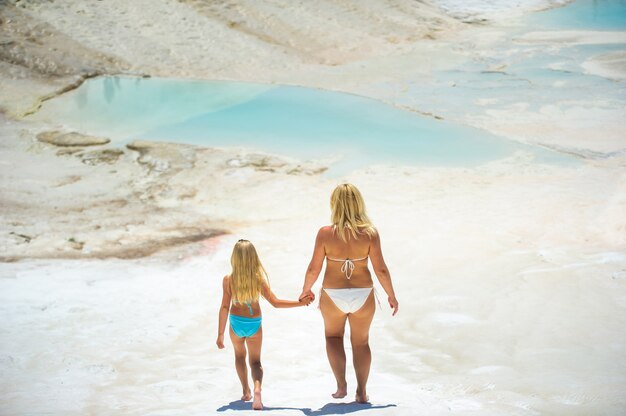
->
xmin=2 ymin=158 xmax=625 ymax=415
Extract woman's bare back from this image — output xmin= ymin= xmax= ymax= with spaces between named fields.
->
xmin=320 ymin=226 xmax=374 ymax=289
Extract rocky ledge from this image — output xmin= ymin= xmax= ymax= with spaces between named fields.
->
xmin=36 ymin=130 xmax=111 ymax=146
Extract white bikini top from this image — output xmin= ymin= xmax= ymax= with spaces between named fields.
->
xmin=326 ymin=256 xmax=368 ymax=279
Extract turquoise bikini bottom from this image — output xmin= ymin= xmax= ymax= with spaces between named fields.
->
xmin=229 ymin=314 xmax=262 ymax=338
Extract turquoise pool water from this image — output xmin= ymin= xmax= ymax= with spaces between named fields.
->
xmin=396 ymin=0 xmax=626 ymax=148
xmin=32 ymin=0 xmax=624 ymax=173
xmin=529 ymin=0 xmax=626 ymax=30
xmin=32 ymin=76 xmax=576 ymax=174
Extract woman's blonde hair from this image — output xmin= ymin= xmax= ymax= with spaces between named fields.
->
xmin=330 ymin=183 xmax=376 ymax=242
xmin=229 ymin=239 xmax=268 ymax=304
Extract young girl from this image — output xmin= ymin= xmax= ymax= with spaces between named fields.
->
xmin=216 ymin=239 xmax=311 ymax=410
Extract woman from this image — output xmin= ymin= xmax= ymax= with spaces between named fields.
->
xmin=299 ymin=183 xmax=399 ymax=403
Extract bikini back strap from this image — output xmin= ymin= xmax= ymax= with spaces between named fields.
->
xmin=327 ymin=256 xmax=368 ymax=280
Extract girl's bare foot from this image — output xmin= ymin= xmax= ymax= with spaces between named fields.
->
xmin=252 ymin=389 xmax=263 ymax=410
xmin=241 ymin=389 xmax=252 ymax=401
xmin=355 ymin=388 xmax=369 ymax=404
xmin=332 ymin=383 xmax=347 ymax=399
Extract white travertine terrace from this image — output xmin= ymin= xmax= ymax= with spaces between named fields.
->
xmin=0 ymin=1 xmax=625 ymax=415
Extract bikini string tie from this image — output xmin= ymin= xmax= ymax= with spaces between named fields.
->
xmin=341 ymin=259 xmax=355 ymax=279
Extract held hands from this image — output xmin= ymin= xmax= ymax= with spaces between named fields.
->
xmin=216 ymin=334 xmax=225 ymax=349
xmin=388 ymin=296 xmax=399 ymax=316
xmin=299 ymin=294 xmax=314 ymax=306
xmin=299 ymin=289 xmax=315 ymax=304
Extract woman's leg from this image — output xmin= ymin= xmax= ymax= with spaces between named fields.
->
xmin=229 ymin=327 xmax=252 ymax=400
xmin=245 ymin=326 xmax=263 ymax=410
xmin=320 ymin=289 xmax=349 ymax=398
xmin=347 ymin=290 xmax=375 ymax=403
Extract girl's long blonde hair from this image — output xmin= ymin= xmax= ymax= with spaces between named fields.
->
xmin=330 ymin=183 xmax=376 ymax=242
xmin=229 ymin=239 xmax=268 ymax=304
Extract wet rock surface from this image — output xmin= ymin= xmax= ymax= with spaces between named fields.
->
xmin=0 ymin=118 xmax=328 ymax=262
xmin=36 ymin=130 xmax=111 ymax=146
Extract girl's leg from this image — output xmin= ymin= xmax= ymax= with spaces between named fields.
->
xmin=245 ymin=326 xmax=263 ymax=410
xmin=319 ymin=290 xmax=349 ymax=398
xmin=347 ymin=290 xmax=375 ymax=403
xmin=229 ymin=327 xmax=252 ymax=401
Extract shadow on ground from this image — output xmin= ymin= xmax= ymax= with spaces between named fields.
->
xmin=217 ymin=400 xmax=397 ymax=414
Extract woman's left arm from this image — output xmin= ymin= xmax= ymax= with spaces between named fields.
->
xmin=299 ymin=227 xmax=326 ymax=301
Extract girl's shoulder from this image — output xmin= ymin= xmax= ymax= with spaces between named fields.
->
xmin=222 ymin=275 xmax=231 ymax=292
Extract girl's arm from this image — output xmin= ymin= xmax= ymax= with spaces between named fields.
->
xmin=299 ymin=227 xmax=326 ymax=301
xmin=262 ymin=280 xmax=312 ymax=308
xmin=216 ymin=276 xmax=231 ymax=349
xmin=369 ymin=231 xmax=399 ymax=316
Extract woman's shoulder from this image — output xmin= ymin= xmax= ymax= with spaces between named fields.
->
xmin=318 ymin=225 xmax=334 ymax=235
xmin=319 ymin=224 xmax=378 ymax=233
xmin=358 ymin=226 xmax=378 ymax=241
xmin=319 ymin=225 xmax=378 ymax=242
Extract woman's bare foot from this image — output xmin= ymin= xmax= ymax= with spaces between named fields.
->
xmin=241 ymin=389 xmax=252 ymax=401
xmin=332 ymin=383 xmax=347 ymax=399
xmin=355 ymin=388 xmax=369 ymax=403
xmin=252 ymin=389 xmax=263 ymax=410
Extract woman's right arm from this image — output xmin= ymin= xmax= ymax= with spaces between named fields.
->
xmin=369 ymin=231 xmax=399 ymax=316
xmin=299 ymin=227 xmax=326 ymax=301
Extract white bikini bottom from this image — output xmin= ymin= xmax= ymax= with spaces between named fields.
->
xmin=322 ymin=287 xmax=373 ymax=314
